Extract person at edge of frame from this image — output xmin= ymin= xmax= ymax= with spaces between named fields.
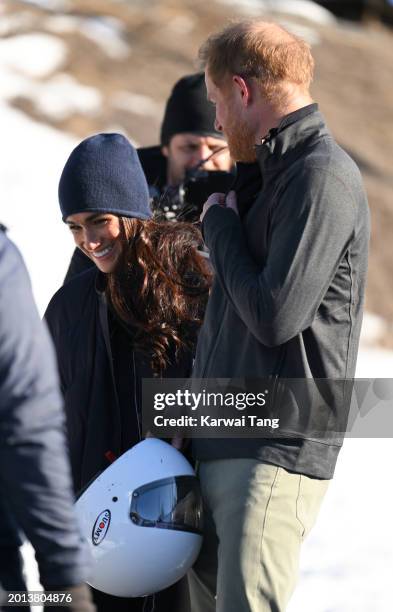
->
xmin=44 ymin=133 xmax=212 ymax=612
xmin=0 ymin=225 xmax=95 ymax=612
xmin=186 ymin=19 xmax=370 ymax=612
xmin=64 ymin=72 xmax=234 ymax=284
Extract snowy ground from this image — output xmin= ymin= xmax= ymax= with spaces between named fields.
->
xmin=2 ymin=29 xmax=393 ymax=612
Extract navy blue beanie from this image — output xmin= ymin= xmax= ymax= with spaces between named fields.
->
xmin=59 ymin=133 xmax=152 ymax=222
xmin=160 ymin=73 xmax=223 ymax=146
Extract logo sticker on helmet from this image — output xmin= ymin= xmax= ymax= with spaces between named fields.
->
xmin=92 ymin=510 xmax=111 ymax=546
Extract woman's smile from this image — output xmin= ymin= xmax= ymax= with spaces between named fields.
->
xmin=66 ymin=212 xmax=123 ymax=273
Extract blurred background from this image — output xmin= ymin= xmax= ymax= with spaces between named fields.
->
xmin=1 ymin=1 xmax=393 ymax=610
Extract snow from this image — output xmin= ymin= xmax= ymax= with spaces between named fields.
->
xmin=15 ymin=0 xmax=70 ymax=10
xmin=0 ymin=102 xmax=76 ymax=313
xmin=287 ymin=346 xmax=393 ymax=611
xmin=112 ymin=90 xmax=164 ymax=117
xmin=80 ymin=16 xmax=131 ymax=60
xmin=288 ymin=436 xmax=393 ymax=611
xmin=43 ymin=14 xmax=82 ymax=34
xmin=216 ymin=0 xmax=336 ymax=26
xmin=359 ymin=312 xmax=390 ymax=347
xmin=1 ymin=23 xmax=392 ymax=612
xmin=0 ymin=33 xmax=66 ymax=78
xmin=30 ymin=74 xmax=103 ymax=121
xmin=277 ymin=19 xmax=321 ymax=45
xmin=0 ymin=33 xmax=102 ymax=121
xmin=0 ymin=12 xmax=37 ymax=36
xmin=45 ymin=14 xmax=131 ymax=59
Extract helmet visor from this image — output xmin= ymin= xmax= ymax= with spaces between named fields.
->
xmin=130 ymin=476 xmax=203 ymax=535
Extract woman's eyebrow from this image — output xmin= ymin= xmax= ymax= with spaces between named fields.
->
xmin=85 ymin=213 xmax=104 ymax=221
xmin=66 ymin=213 xmax=103 ymax=226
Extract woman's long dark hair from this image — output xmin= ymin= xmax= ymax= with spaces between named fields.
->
xmin=106 ymin=217 xmax=212 ymax=373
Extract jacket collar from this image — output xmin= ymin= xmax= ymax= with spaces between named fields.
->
xmin=255 ymin=103 xmax=330 ymax=172
xmin=94 ymin=269 xmax=107 ymax=295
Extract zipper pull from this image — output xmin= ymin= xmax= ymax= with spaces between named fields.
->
xmin=105 ymin=450 xmax=117 ymax=464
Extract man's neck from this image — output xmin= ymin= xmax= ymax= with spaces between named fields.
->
xmin=256 ymin=93 xmax=314 ymax=143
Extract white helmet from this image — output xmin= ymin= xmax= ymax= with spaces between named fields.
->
xmin=75 ymin=438 xmax=203 ymax=597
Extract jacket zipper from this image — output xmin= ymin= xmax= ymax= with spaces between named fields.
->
xmin=98 ymin=294 xmax=122 ymax=452
xmin=269 ymin=344 xmax=287 ymax=414
xmin=132 ymin=350 xmax=142 ymax=441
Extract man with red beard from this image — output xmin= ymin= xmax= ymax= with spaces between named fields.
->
xmin=188 ymin=20 xmax=370 ymax=612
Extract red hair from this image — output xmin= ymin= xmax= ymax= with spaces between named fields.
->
xmin=199 ymin=20 xmax=314 ymax=105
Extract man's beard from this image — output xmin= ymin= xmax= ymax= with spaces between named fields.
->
xmin=225 ymin=117 xmax=257 ymax=163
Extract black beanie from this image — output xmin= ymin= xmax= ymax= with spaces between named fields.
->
xmin=160 ymin=73 xmax=223 ymax=146
xmin=59 ymin=133 xmax=152 ymax=222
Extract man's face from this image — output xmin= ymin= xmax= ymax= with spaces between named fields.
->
xmin=205 ymin=69 xmax=257 ymax=163
xmin=162 ymin=132 xmax=232 ymax=186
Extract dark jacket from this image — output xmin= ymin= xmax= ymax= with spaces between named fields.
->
xmin=44 ymin=267 xmax=192 ymax=493
xmin=45 ymin=265 xmax=193 ymax=612
xmin=137 ymin=145 xmax=167 ymax=191
xmin=192 ymin=104 xmax=370 ymax=479
xmin=0 ymin=231 xmax=91 ymax=590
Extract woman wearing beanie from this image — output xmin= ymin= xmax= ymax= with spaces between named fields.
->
xmin=44 ymin=133 xmax=211 ymax=612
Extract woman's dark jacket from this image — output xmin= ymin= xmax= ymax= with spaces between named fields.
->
xmin=44 ymin=266 xmax=192 ymax=493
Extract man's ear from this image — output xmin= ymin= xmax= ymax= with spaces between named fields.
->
xmin=161 ymin=145 xmax=169 ymax=158
xmin=232 ymin=75 xmax=252 ymax=107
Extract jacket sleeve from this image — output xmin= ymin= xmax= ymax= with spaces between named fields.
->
xmin=0 ymin=235 xmax=90 ymax=588
xmin=202 ymin=167 xmax=356 ymax=347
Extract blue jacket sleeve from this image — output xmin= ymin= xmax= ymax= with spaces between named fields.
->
xmin=0 ymin=234 xmax=90 ymax=588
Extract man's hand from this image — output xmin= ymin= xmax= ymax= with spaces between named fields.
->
xmin=200 ymin=190 xmax=238 ymax=222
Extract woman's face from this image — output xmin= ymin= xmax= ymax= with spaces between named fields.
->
xmin=66 ymin=212 xmax=124 ymax=273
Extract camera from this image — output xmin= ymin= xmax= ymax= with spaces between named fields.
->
xmin=152 ymin=167 xmax=236 ymax=223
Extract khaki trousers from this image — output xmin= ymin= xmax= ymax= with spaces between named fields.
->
xmin=188 ymin=459 xmax=329 ymax=612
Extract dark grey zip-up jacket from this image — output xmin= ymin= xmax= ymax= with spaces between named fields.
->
xmin=192 ymin=104 xmax=370 ymax=479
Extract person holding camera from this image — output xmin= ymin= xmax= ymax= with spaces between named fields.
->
xmin=64 ymin=72 xmax=233 ymax=283
xmin=150 ymin=71 xmax=233 ymax=221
